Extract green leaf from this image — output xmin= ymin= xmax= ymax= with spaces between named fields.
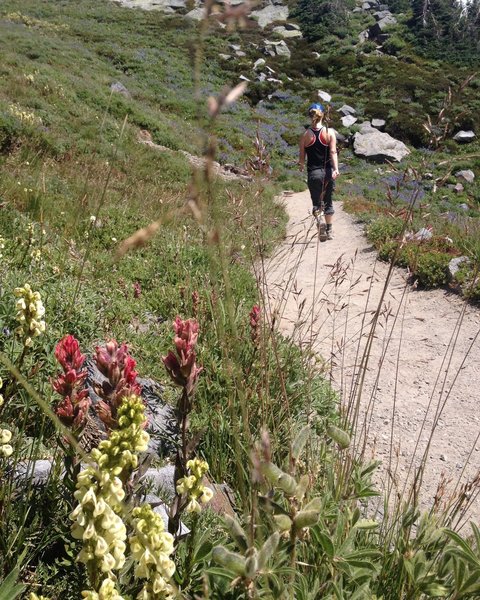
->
xmin=292 ymin=426 xmax=310 ymax=460
xmin=354 ymin=519 xmax=378 ymax=530
xmin=0 ymin=568 xmax=26 ymax=600
xmin=422 ymin=583 xmax=449 ymax=597
xmin=315 ymin=530 xmax=335 ymax=559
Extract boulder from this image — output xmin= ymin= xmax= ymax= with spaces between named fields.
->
xmin=262 ymin=39 xmax=291 ymax=58
xmin=341 ymin=115 xmax=358 ymax=127
xmin=369 ymin=14 xmax=397 ymax=38
xmin=250 ymin=4 xmax=289 ymax=28
xmin=455 ymin=169 xmax=475 ymax=183
xmin=371 ymin=118 xmax=386 ymax=129
xmin=338 ymin=104 xmax=356 ymax=116
xmin=358 ymin=30 xmax=369 ymax=43
xmin=218 ymin=53 xmax=232 ymax=61
xmin=318 ymin=90 xmax=332 ymax=102
xmin=185 ymin=7 xmax=205 ymax=20
xmin=16 ymin=459 xmax=53 ymax=485
xmin=272 ymin=25 xmax=302 ymax=38
xmin=312 ymin=51 xmax=321 ymax=58
xmin=110 ymin=82 xmax=131 ymax=97
xmin=353 ymin=124 xmax=410 ymax=162
xmin=454 ymin=183 xmax=464 ymax=194
xmin=285 ymin=22 xmax=300 ymax=30
xmin=111 ymin=0 xmax=183 ymax=11
xmin=373 ymin=10 xmax=392 ymax=20
xmin=448 ymin=256 xmax=469 ymax=279
xmin=453 ymin=130 xmax=476 ymax=143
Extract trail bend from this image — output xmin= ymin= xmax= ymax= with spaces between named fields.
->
xmin=262 ymin=189 xmax=480 ymax=522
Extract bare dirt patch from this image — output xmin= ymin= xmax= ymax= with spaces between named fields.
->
xmin=263 ymin=190 xmax=480 ymax=523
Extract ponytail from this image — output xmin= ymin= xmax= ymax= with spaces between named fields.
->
xmin=309 ymin=108 xmax=323 ymax=127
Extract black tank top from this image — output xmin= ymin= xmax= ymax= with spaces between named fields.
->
xmin=305 ymin=127 xmax=331 ymax=172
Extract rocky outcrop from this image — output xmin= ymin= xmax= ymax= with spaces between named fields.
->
xmin=455 ymin=169 xmax=475 ymax=183
xmin=272 ymin=25 xmax=302 ymax=38
xmin=353 ymin=122 xmax=410 ymax=162
xmin=251 ymin=4 xmax=289 ymax=28
xmin=261 ymin=39 xmax=291 ymax=58
xmin=369 ymin=14 xmax=397 ymax=39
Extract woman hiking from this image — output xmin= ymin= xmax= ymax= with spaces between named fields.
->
xmin=298 ymin=103 xmax=340 ymax=241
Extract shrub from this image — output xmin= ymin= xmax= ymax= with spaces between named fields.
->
xmin=366 ymin=216 xmax=405 ymax=247
xmin=411 ymin=251 xmax=450 ymax=288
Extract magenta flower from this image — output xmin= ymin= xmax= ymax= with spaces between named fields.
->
xmin=52 ymin=335 xmax=90 ymax=434
xmin=93 ymin=339 xmax=142 ymax=431
xmin=162 ymin=317 xmax=203 ymax=394
xmin=249 ymin=305 xmax=261 ymax=344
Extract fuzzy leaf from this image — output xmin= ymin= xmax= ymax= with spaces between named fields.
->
xmin=257 ymin=532 xmax=280 ymax=571
xmin=224 ymin=515 xmax=248 ymax=552
xmin=292 ymin=426 xmax=310 ymax=460
xmin=212 ymin=546 xmax=246 ymax=576
xmin=0 ymin=568 xmax=26 ymax=600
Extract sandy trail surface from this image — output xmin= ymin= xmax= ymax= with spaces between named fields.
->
xmin=263 ymin=189 xmax=480 ymax=523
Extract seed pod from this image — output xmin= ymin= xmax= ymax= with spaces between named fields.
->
xmin=277 ymin=472 xmax=297 ymax=496
xmin=273 ymin=514 xmax=293 ymax=532
xmin=294 ymin=510 xmax=320 ymax=530
xmin=212 ymin=546 xmax=246 ymax=576
xmin=303 ymin=497 xmax=322 ymax=512
xmin=262 ymin=463 xmax=296 ymax=496
xmin=326 ymin=424 xmax=351 ymax=449
xmin=295 ymin=474 xmax=309 ymax=502
xmin=257 ymin=532 xmax=280 ymax=571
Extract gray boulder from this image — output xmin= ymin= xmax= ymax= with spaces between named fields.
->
xmin=111 ymin=82 xmax=131 ymax=97
xmin=371 ymin=118 xmax=386 ymax=129
xmin=369 ymin=14 xmax=397 ymax=38
xmin=262 ymin=39 xmax=291 ymax=58
xmin=455 ymin=169 xmax=475 ymax=183
xmin=453 ymin=130 xmax=475 ymax=143
xmin=353 ymin=123 xmax=410 ymax=162
xmin=253 ymin=58 xmax=266 ymax=70
xmin=373 ymin=10 xmax=392 ymax=20
xmin=15 ymin=459 xmax=53 ymax=485
xmin=272 ymin=25 xmax=302 ymax=38
xmin=250 ymin=5 xmax=289 ymax=28
xmin=454 ymin=183 xmax=464 ymax=194
xmin=111 ymin=0 xmax=183 ymax=11
xmin=358 ymin=30 xmax=369 ymax=43
xmin=448 ymin=256 xmax=469 ymax=280
xmin=341 ymin=115 xmax=358 ymax=128
xmin=338 ymin=104 xmax=356 ymax=116
xmin=318 ymin=90 xmax=332 ymax=102
xmin=185 ymin=7 xmax=205 ymax=20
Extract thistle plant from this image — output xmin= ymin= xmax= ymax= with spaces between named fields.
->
xmin=129 ymin=504 xmax=176 ymax=599
xmin=162 ymin=316 xmax=203 ymax=536
xmin=13 ymin=283 xmax=46 ymax=349
xmin=52 ymin=334 xmax=91 ymax=439
xmin=93 ymin=340 xmax=142 ymax=432
xmin=70 ymin=394 xmax=149 ymax=596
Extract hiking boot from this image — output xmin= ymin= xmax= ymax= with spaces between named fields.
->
xmin=326 ymin=227 xmax=333 ymax=240
xmin=318 ymin=221 xmax=327 ymax=242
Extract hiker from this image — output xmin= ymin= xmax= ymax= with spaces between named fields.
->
xmin=298 ymin=103 xmax=340 ymax=240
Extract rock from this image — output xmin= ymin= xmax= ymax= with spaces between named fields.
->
xmin=272 ymin=25 xmax=302 ymax=38
xmin=285 ymin=22 xmax=300 ymax=30
xmin=369 ymin=14 xmax=397 ymax=38
xmin=239 ymin=75 xmax=251 ymax=82
xmin=318 ymin=90 xmax=332 ymax=102
xmin=358 ymin=30 xmax=369 ymax=43
xmin=253 ymin=58 xmax=266 ymax=70
xmin=448 ymin=256 xmax=469 ymax=279
xmin=453 ymin=130 xmax=475 ymax=143
xmin=229 ymin=44 xmax=242 ymax=52
xmin=110 ymin=81 xmax=130 ymax=97
xmin=111 ymin=0 xmax=184 ymax=11
xmin=250 ymin=4 xmax=289 ymax=28
xmin=338 ymin=104 xmax=356 ymax=116
xmin=86 ymin=357 xmax=179 ymax=458
xmin=257 ymin=72 xmax=266 ymax=82
xmin=144 ymin=465 xmax=176 ymax=499
xmin=353 ymin=125 xmax=410 ymax=162
xmin=373 ymin=10 xmax=392 ymax=20
xmin=236 ymin=50 xmax=246 ymax=57
xmin=218 ymin=53 xmax=232 ymax=61
xmin=454 ymin=183 xmax=464 ymax=193
xmin=15 ymin=459 xmax=53 ymax=484
xmin=414 ymin=227 xmax=433 ymax=241
xmin=440 ymin=453 xmax=447 ymax=461
xmin=352 ymin=7 xmax=363 ymax=12
xmin=455 ymin=169 xmax=475 ymax=183
xmin=185 ymin=7 xmax=205 ymax=20
xmin=341 ymin=115 xmax=358 ymax=128
xmin=362 ymin=2 xmax=371 ymax=9
xmin=371 ymin=118 xmax=386 ymax=129
xmin=459 ymin=203 xmax=469 ymax=211
xmin=262 ymin=39 xmax=291 ymax=58
xmin=312 ymin=51 xmax=321 ymax=58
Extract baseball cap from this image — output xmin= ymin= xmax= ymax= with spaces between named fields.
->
xmin=308 ymin=103 xmax=325 ymax=112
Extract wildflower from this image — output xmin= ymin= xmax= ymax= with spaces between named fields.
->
xmin=249 ymin=304 xmax=261 ymax=345
xmin=90 ymin=215 xmax=97 ymax=224
xmin=29 ymin=594 xmax=50 ymax=600
xmin=176 ymin=457 xmax=212 ymax=514
xmin=191 ymin=290 xmax=199 ymax=317
xmin=133 ymin=281 xmax=141 ymax=299
xmin=52 ymin=335 xmax=90 ymax=435
xmin=0 ymin=236 xmax=5 ymax=259
xmin=14 ymin=284 xmax=46 ymax=346
xmin=81 ymin=578 xmax=124 ymax=600
xmin=162 ymin=317 xmax=203 ymax=394
xmin=30 ymin=248 xmax=42 ymax=262
xmin=0 ymin=428 xmax=13 ymax=458
xmin=71 ymin=395 xmax=149 ymax=591
xmin=93 ymin=341 xmax=142 ymax=431
xmin=129 ymin=504 xmax=175 ymax=599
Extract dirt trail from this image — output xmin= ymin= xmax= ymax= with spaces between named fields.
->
xmin=263 ymin=190 xmax=480 ymax=522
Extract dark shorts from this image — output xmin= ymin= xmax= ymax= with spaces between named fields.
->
xmin=307 ymin=168 xmax=335 ymax=215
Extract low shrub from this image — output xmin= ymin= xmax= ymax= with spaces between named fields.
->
xmin=411 ymin=250 xmax=451 ymax=288
xmin=366 ymin=216 xmax=405 ymax=246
